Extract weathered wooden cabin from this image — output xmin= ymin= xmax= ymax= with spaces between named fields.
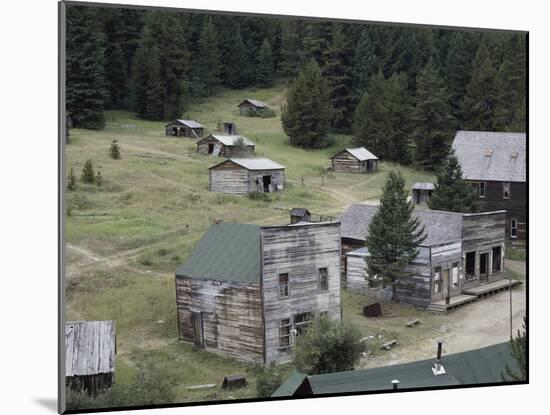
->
xmin=411 ymin=182 xmax=435 ymax=204
xmin=452 ymin=130 xmax=526 ymax=241
xmin=175 ymin=221 xmax=342 ymax=364
xmin=290 ymin=208 xmax=311 ymax=224
xmin=219 ymin=122 xmax=237 ymax=135
xmin=330 ymin=147 xmax=378 ymax=173
xmin=209 ymin=158 xmax=285 ymax=195
xmin=165 ymin=119 xmax=205 ymax=138
xmin=338 ymin=203 xmax=508 ymax=309
xmin=196 ymin=134 xmax=255 ymax=157
xmin=238 ymin=99 xmax=270 ymax=115
xmin=65 ymin=320 xmax=116 ymax=396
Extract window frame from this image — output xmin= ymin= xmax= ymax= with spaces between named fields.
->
xmin=278 ymin=273 xmax=290 ymax=299
xmin=294 ymin=312 xmax=314 ymax=336
xmin=279 ymin=318 xmax=291 ymax=348
xmin=318 ymin=267 xmax=329 ymax=292
xmin=511 ymin=218 xmax=518 ymax=239
xmin=503 ymin=182 xmax=511 ymax=200
xmin=479 ymin=181 xmax=486 ymax=199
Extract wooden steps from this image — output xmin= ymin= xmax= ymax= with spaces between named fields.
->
xmin=427 ymin=295 xmax=477 ymax=312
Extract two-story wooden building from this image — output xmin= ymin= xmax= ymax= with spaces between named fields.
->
xmin=452 ymin=131 xmax=526 ymax=241
xmin=175 ymin=221 xmax=342 ymax=363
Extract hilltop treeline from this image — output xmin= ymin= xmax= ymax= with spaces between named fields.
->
xmin=66 ymin=6 xmax=526 ymax=168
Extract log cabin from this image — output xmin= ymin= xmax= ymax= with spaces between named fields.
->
xmin=65 ymin=320 xmax=116 ymax=396
xmin=411 ymin=182 xmax=435 ymax=205
xmin=196 ymin=134 xmax=255 ymax=157
xmin=338 ymin=203 xmax=509 ymax=309
xmin=208 ymin=158 xmax=285 ymax=195
xmin=452 ymin=130 xmax=526 ymax=241
xmin=175 ymin=221 xmax=342 ymax=364
xmin=330 ymin=147 xmax=378 ymax=173
xmin=238 ymin=98 xmax=271 ymax=115
xmin=165 ymin=119 xmax=205 ymax=138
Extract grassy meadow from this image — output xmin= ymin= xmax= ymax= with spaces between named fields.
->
xmin=65 ymin=82 xmax=436 ymax=406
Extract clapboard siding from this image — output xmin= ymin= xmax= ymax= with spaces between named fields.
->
xmin=345 ymin=254 xmax=370 ymax=294
xmin=261 ymin=223 xmax=342 ymax=364
xmin=332 ymin=152 xmax=363 ymax=173
xmin=209 ymin=162 xmax=285 ymax=195
xmin=175 ymin=277 xmax=264 ymax=362
xmin=396 ymin=264 xmax=432 ymax=307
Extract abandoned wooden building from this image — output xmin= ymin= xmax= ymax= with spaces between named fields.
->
xmin=175 ymin=221 xmax=342 ymax=363
xmin=338 ymin=203 xmax=514 ymax=309
xmin=196 ymin=134 xmax=255 ymax=157
xmin=290 ymin=208 xmax=311 ymax=224
xmin=65 ymin=320 xmax=116 ymax=396
xmin=219 ymin=122 xmax=237 ymax=135
xmin=330 ymin=147 xmax=378 ymax=173
xmin=238 ymin=98 xmax=271 ymax=115
xmin=411 ymin=182 xmax=435 ymax=204
xmin=208 ymin=158 xmax=285 ymax=195
xmin=452 ymin=130 xmax=526 ymax=241
xmin=165 ymin=119 xmax=205 ymax=138
xmin=272 ymin=342 xmax=517 ymax=397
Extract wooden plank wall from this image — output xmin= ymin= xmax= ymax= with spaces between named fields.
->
xmin=261 ymin=223 xmax=342 ymax=364
xmin=248 ymin=169 xmax=285 ymax=193
xmin=345 ymin=254 xmax=370 ymax=295
xmin=197 ymin=137 xmax=255 ymax=157
xmin=209 ymin=164 xmax=250 ymax=195
xmin=331 ymin=152 xmax=361 ymax=173
xmin=175 ymin=277 xmax=264 ymax=363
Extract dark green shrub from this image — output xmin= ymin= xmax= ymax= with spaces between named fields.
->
xmin=247 ymin=191 xmax=271 ymax=202
xmin=81 ymin=159 xmax=95 ymax=183
xmin=110 ymin=139 xmax=121 ymax=159
xmin=67 ymin=168 xmax=77 ymax=190
xmin=256 ymin=363 xmax=283 ymax=398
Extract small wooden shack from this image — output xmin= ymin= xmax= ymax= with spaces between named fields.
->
xmin=411 ymin=182 xmax=435 ymax=204
xmin=220 ymin=122 xmax=237 ymax=135
xmin=196 ymin=134 xmax=255 ymax=157
xmin=65 ymin=320 xmax=116 ymax=396
xmin=238 ymin=99 xmax=270 ymax=115
xmin=330 ymin=147 xmax=378 ymax=173
xmin=290 ymin=208 xmax=311 ymax=224
xmin=165 ymin=119 xmax=205 ymax=138
xmin=209 ymin=158 xmax=285 ymax=195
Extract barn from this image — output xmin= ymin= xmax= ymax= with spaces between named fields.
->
xmin=330 ymin=147 xmax=378 ymax=173
xmin=65 ymin=320 xmax=116 ymax=396
xmin=196 ymin=134 xmax=255 ymax=157
xmin=411 ymin=182 xmax=435 ymax=204
xmin=452 ymin=130 xmax=526 ymax=241
xmin=338 ymin=203 xmax=514 ymax=310
xmin=175 ymin=221 xmax=342 ymax=364
xmin=208 ymin=158 xmax=285 ymax=195
xmin=165 ymin=119 xmax=205 ymax=138
xmin=238 ymin=99 xmax=271 ymax=115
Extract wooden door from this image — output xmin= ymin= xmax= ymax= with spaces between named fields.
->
xmin=191 ymin=312 xmax=204 ymax=348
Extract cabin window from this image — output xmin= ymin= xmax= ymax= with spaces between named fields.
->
xmin=511 ymin=218 xmax=518 ymax=239
xmin=433 ymin=266 xmax=441 ymax=294
xmin=294 ymin=312 xmax=313 ymax=336
xmin=318 ymin=267 xmax=329 ymax=291
xmin=503 ymin=182 xmax=511 ymax=199
xmin=451 ymin=263 xmax=459 ymax=288
xmin=479 ymin=181 xmax=486 ymax=198
xmin=492 ymin=246 xmax=502 ymax=273
xmin=278 ymin=273 xmax=289 ymax=298
xmin=279 ymin=319 xmax=291 ymax=348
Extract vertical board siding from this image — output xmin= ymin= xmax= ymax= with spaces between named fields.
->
xmin=261 ymin=223 xmax=342 ymax=364
xmin=332 ymin=152 xmax=361 ymax=173
xmin=175 ymin=277 xmax=264 ymax=362
xmin=210 ymin=167 xmax=250 ymax=195
xmin=345 ymin=254 xmax=370 ymax=295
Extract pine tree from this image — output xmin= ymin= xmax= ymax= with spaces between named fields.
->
xmin=279 ymin=21 xmax=303 ymax=79
xmin=81 ymin=160 xmax=95 ymax=184
xmin=384 ymin=73 xmax=413 ymax=164
xmin=256 ymin=39 xmax=275 ymax=87
xmin=502 ymin=316 xmax=527 ymax=381
xmin=110 ymin=139 xmax=121 ymax=159
xmin=322 ymin=26 xmax=357 ymax=132
xmin=66 ymin=6 xmax=107 ymax=129
xmin=302 ymin=22 xmax=328 ymax=65
xmin=413 ymin=58 xmax=454 ymax=171
xmin=461 ymin=34 xmax=500 ymax=130
xmin=428 ymin=150 xmax=477 ymax=213
xmin=67 ymin=168 xmax=77 ymax=191
xmin=352 ymin=29 xmax=377 ymax=95
xmin=193 ymin=18 xmax=221 ymax=96
xmin=281 ymin=60 xmax=331 ymax=149
xmin=365 ymin=171 xmax=426 ymax=302
xmin=224 ymin=27 xmax=250 ymax=88
xmin=143 ymin=49 xmax=164 ymax=121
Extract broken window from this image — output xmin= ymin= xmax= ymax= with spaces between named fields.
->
xmin=503 ymin=182 xmax=511 ymax=199
xmin=479 ymin=181 xmax=486 ymax=198
xmin=433 ymin=266 xmax=441 ymax=294
xmin=451 ymin=262 xmax=459 ymax=288
xmin=318 ymin=267 xmax=328 ymax=291
xmin=465 ymin=252 xmax=476 ymax=281
xmin=492 ymin=246 xmax=502 ymax=273
xmin=294 ymin=312 xmax=313 ymax=336
xmin=279 ymin=319 xmax=291 ymax=348
xmin=511 ymin=218 xmax=518 ymax=239
xmin=278 ymin=273 xmax=289 ymax=298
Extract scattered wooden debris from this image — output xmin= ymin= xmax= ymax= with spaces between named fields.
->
xmin=363 ymin=302 xmax=382 ymax=317
xmin=381 ymin=339 xmax=397 ymax=350
xmin=406 ymin=319 xmax=421 ymax=327
xmin=185 ymin=384 xmax=217 ymax=390
xmin=222 ymin=374 xmax=247 ymax=389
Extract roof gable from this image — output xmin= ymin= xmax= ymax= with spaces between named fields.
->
xmin=166 ymin=119 xmax=203 ymax=128
xmin=199 ymin=135 xmax=255 ymax=147
xmin=238 ymin=99 xmax=269 ymax=109
xmin=452 ymin=130 xmax=526 ymax=182
xmin=331 ymin=147 xmax=378 ymax=162
xmin=209 ymin=157 xmax=285 ymax=171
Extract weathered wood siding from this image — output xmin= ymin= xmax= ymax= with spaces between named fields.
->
xmin=165 ymin=124 xmax=204 ymax=138
xmin=175 ymin=277 xmax=264 ymax=362
xmin=239 ymin=103 xmax=256 ymax=115
xmin=345 ymin=254 xmax=370 ymax=294
xmin=428 ymin=241 xmax=463 ymax=302
xmin=197 ymin=137 xmax=255 ymax=157
xmin=248 ymin=169 xmax=285 ymax=193
xmin=261 ymin=223 xmax=342 ymax=364
xmin=209 ymin=162 xmax=285 ymax=195
xmin=332 ymin=152 xmax=362 ymax=173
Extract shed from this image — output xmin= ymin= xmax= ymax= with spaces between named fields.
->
xmin=165 ymin=119 xmax=205 ymax=138
xmin=219 ymin=122 xmax=237 ymax=135
xmin=330 ymin=147 xmax=378 ymax=173
xmin=238 ymin=99 xmax=270 ymax=115
xmin=209 ymin=157 xmax=285 ymax=195
xmin=411 ymin=182 xmax=435 ymax=204
xmin=197 ymin=134 xmax=255 ymax=157
xmin=290 ymin=208 xmax=311 ymax=224
xmin=65 ymin=320 xmax=116 ymax=396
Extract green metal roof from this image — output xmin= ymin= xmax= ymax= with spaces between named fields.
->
xmin=175 ymin=223 xmax=261 ymax=284
xmin=271 ymin=371 xmax=308 ymax=397
xmin=273 ymin=342 xmax=518 ymax=397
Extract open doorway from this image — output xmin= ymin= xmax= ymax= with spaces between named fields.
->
xmin=191 ymin=312 xmax=204 ymax=348
xmin=479 ymin=252 xmax=489 ymax=281
xmin=208 ymin=143 xmax=214 ymax=154
xmin=465 ymin=251 xmax=476 ymax=280
xmin=492 ymin=246 xmax=502 ymax=273
xmin=262 ymin=175 xmax=272 ymax=192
